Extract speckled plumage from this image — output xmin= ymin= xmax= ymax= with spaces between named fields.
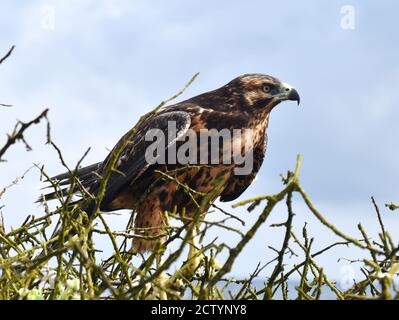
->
xmin=42 ymin=74 xmax=300 ymax=253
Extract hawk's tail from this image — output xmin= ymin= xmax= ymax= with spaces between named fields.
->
xmin=37 ymin=162 xmax=102 ymax=204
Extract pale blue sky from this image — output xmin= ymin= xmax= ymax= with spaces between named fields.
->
xmin=1 ymin=1 xmax=398 ymax=285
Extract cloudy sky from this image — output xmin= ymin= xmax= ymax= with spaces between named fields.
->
xmin=1 ymin=1 xmax=398 ymax=285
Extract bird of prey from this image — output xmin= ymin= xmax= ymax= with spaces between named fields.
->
xmin=41 ymin=74 xmax=300 ymax=253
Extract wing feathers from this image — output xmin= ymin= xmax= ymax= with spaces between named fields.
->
xmin=39 ymin=109 xmax=192 ymax=212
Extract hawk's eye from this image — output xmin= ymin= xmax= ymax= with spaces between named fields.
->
xmin=263 ymin=85 xmax=272 ymax=93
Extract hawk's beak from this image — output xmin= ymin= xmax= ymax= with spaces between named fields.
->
xmin=287 ymin=88 xmax=300 ymax=105
xmin=280 ymin=82 xmax=300 ymax=105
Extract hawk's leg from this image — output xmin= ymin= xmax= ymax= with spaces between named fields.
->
xmin=131 ymin=193 xmax=167 ymax=253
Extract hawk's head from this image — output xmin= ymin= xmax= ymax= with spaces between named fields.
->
xmin=187 ymin=73 xmax=300 ymax=114
xmin=231 ymin=74 xmax=300 ymax=111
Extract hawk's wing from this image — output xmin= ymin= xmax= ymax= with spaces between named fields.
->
xmin=40 ymin=109 xmax=191 ymax=208
xmin=90 ymin=110 xmax=191 ymax=210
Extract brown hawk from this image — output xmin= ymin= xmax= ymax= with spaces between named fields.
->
xmin=41 ymin=74 xmax=300 ymax=253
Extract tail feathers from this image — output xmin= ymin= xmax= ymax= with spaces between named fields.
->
xmin=51 ymin=162 xmax=102 ymax=182
xmin=37 ymin=162 xmax=102 ymax=204
xmin=36 ymin=187 xmax=71 ymax=203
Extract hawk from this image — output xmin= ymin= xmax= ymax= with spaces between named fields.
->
xmin=41 ymin=74 xmax=300 ymax=253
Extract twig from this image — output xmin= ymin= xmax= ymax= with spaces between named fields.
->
xmin=0 ymin=45 xmax=15 ymax=65
xmin=0 ymin=109 xmax=49 ymax=160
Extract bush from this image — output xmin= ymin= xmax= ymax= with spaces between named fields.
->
xmin=1 ymin=46 xmax=398 ymax=300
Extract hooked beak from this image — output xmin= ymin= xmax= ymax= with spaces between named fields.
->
xmin=279 ymin=82 xmax=300 ymax=105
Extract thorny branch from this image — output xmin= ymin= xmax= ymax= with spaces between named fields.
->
xmin=0 ymin=109 xmax=49 ymax=161
xmin=1 ymin=45 xmax=15 ymax=107
xmin=1 ymin=73 xmax=399 ymax=300
xmin=0 ymin=45 xmax=15 ymax=65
